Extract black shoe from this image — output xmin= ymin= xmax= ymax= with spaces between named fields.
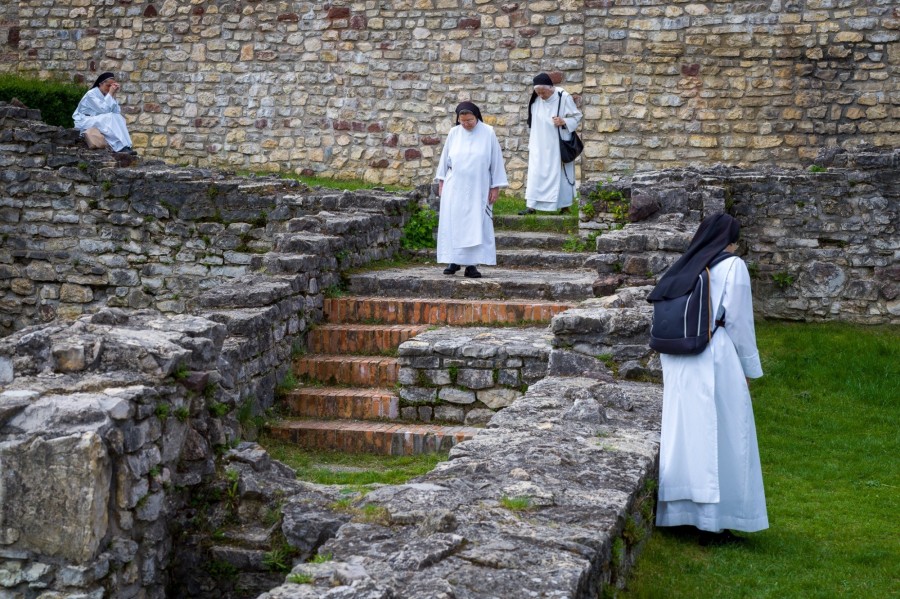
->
xmin=698 ymin=530 xmax=743 ymax=547
xmin=559 ymin=207 xmax=571 ymax=214
xmin=443 ymin=263 xmax=460 ymax=275
xmin=518 ymin=208 xmax=536 ymax=215
xmin=464 ymin=266 xmax=482 ymax=279
xmin=118 ymin=146 xmax=138 ymax=155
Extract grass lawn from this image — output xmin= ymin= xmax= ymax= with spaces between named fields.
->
xmin=622 ymin=321 xmax=899 ymax=598
xmin=260 ymin=433 xmax=448 ymax=486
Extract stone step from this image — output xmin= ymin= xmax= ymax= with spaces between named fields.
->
xmin=413 ymin=248 xmax=592 ymax=270
xmin=308 ymin=324 xmax=428 ymax=354
xmin=273 ymin=232 xmax=342 ymax=254
xmin=267 ymin=419 xmax=478 ymax=455
xmin=294 ymin=355 xmax=399 ymax=386
xmin=493 ymin=230 xmax=573 ymax=250
xmin=283 ymin=387 xmax=399 ymax=420
xmin=324 ymin=296 xmax=573 ymax=325
xmin=493 ymin=214 xmax=576 ymax=233
xmin=250 ymin=252 xmax=335 ymax=275
xmin=346 ymin=266 xmax=596 ymax=301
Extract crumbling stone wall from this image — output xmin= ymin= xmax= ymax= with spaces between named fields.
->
xmin=0 ymin=104 xmax=421 ymax=598
xmin=1 ymin=1 xmax=897 ymax=187
xmin=0 ymin=103 xmax=415 ymax=338
xmin=582 ymin=147 xmax=900 ymax=324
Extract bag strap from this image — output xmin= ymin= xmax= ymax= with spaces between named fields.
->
xmin=556 ymin=91 xmax=576 ymax=187
xmin=711 ymin=258 xmax=736 ymax=334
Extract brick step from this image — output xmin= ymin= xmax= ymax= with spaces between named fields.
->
xmin=324 ymin=296 xmax=574 ymax=325
xmin=267 ymin=419 xmax=479 ymax=455
xmin=346 ymin=266 xmax=595 ymax=301
xmin=294 ymin=355 xmax=399 ymax=387
xmin=283 ymin=387 xmax=399 ymax=420
xmin=308 ymin=324 xmax=428 ymax=354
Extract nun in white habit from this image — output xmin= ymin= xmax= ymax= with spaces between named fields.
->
xmin=72 ymin=72 xmax=135 ymax=154
xmin=522 ymin=73 xmax=583 ymax=214
xmin=649 ymin=213 xmax=768 ymax=544
xmin=434 ymin=102 xmax=508 ymax=279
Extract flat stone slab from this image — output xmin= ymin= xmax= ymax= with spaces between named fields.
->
xmin=414 ymin=249 xmax=592 ymax=270
xmin=347 ymin=266 xmax=596 ymax=301
xmin=494 ymin=231 xmax=574 ymax=250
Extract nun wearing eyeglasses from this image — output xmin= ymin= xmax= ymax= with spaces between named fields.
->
xmin=521 ymin=72 xmax=582 ymax=215
xmin=72 ymin=72 xmax=135 ymax=154
xmin=434 ymin=102 xmax=508 ymax=279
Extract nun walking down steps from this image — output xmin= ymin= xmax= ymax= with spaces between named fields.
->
xmin=434 ymin=102 xmax=508 ymax=279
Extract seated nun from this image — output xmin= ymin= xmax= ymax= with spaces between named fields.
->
xmin=72 ymin=72 xmax=136 ymax=155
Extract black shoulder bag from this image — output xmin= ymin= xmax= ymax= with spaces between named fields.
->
xmin=556 ymin=91 xmax=584 ymax=164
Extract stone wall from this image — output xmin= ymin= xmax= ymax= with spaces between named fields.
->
xmin=0 ymin=102 xmax=417 ymax=338
xmin=0 ymin=104 xmax=420 ymax=597
xmin=1 ymin=1 xmax=898 ymax=188
xmin=581 ymin=147 xmax=900 ymax=324
xmin=397 ymin=326 xmax=551 ymax=425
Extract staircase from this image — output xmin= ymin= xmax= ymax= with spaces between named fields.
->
xmin=266 ymin=212 xmax=597 ymax=455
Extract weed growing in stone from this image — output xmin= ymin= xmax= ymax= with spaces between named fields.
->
xmin=500 ymin=496 xmax=533 ymax=511
xmin=311 ymin=552 xmax=333 ymax=564
xmin=208 ymin=402 xmax=229 ymax=418
xmin=400 ymin=205 xmax=438 ymax=250
xmin=808 ymin=164 xmax=827 ymax=173
xmin=275 ymin=373 xmax=298 ymax=399
xmin=263 ymin=545 xmax=293 ymax=573
xmin=287 ymin=573 xmax=313 ymax=584
xmin=155 ymin=403 xmax=170 ymax=420
xmin=562 ymin=230 xmax=600 ymax=253
xmin=172 ymin=362 xmax=189 ymax=380
xmin=771 ymin=271 xmax=795 ymax=289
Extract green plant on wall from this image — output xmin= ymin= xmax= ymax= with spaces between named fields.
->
xmin=400 ymin=205 xmax=438 ymax=250
xmin=772 ymin=271 xmax=795 ymax=289
xmin=584 ymin=178 xmax=629 ymax=225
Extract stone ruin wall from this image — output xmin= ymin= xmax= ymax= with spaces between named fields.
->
xmin=0 ymin=103 xmax=421 ymax=598
xmin=1 ymin=1 xmax=899 ymax=189
xmin=581 ymin=146 xmax=900 ymax=324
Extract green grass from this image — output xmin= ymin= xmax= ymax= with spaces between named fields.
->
xmin=623 ymin=321 xmax=899 ymax=599
xmin=237 ymin=170 xmax=410 ymax=193
xmin=0 ymin=73 xmax=87 ymax=127
xmin=260 ymin=434 xmax=448 ymax=485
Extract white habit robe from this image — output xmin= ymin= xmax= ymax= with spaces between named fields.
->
xmin=435 ymin=120 xmax=508 ymax=266
xmin=72 ymin=87 xmax=133 ymax=152
xmin=525 ymin=88 xmax=583 ymax=212
xmin=656 ymin=257 xmax=768 ymax=533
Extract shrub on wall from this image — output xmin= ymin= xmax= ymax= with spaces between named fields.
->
xmin=0 ymin=74 xmax=86 ymax=128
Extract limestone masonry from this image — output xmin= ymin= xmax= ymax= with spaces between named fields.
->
xmin=2 ymin=1 xmax=898 ymax=187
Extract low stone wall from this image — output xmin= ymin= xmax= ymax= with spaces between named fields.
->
xmin=0 ymin=104 xmax=420 ymax=597
xmin=397 ymin=326 xmax=552 ymax=425
xmin=0 ymin=104 xmax=417 ymax=338
xmin=580 ymin=147 xmax=900 ymax=324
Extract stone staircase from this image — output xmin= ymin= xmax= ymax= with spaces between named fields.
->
xmin=266 ymin=214 xmax=598 ymax=455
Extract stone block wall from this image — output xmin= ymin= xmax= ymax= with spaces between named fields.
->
xmin=581 ymin=147 xmax=900 ymax=324
xmin=0 ymin=106 xmax=421 ymax=597
xmin=1 ymin=1 xmax=897 ymax=188
xmin=0 ymin=103 xmax=416 ymax=338
xmin=397 ymin=326 xmax=552 ymax=425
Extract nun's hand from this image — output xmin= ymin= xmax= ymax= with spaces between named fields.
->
xmin=552 ymin=116 xmax=565 ymax=127
xmin=488 ymin=187 xmax=499 ymax=205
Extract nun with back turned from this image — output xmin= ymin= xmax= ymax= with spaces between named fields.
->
xmin=521 ymin=72 xmax=583 ymax=214
xmin=72 ymin=72 xmax=136 ymax=154
xmin=650 ymin=213 xmax=768 ymax=545
xmin=434 ymin=102 xmax=508 ymax=279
